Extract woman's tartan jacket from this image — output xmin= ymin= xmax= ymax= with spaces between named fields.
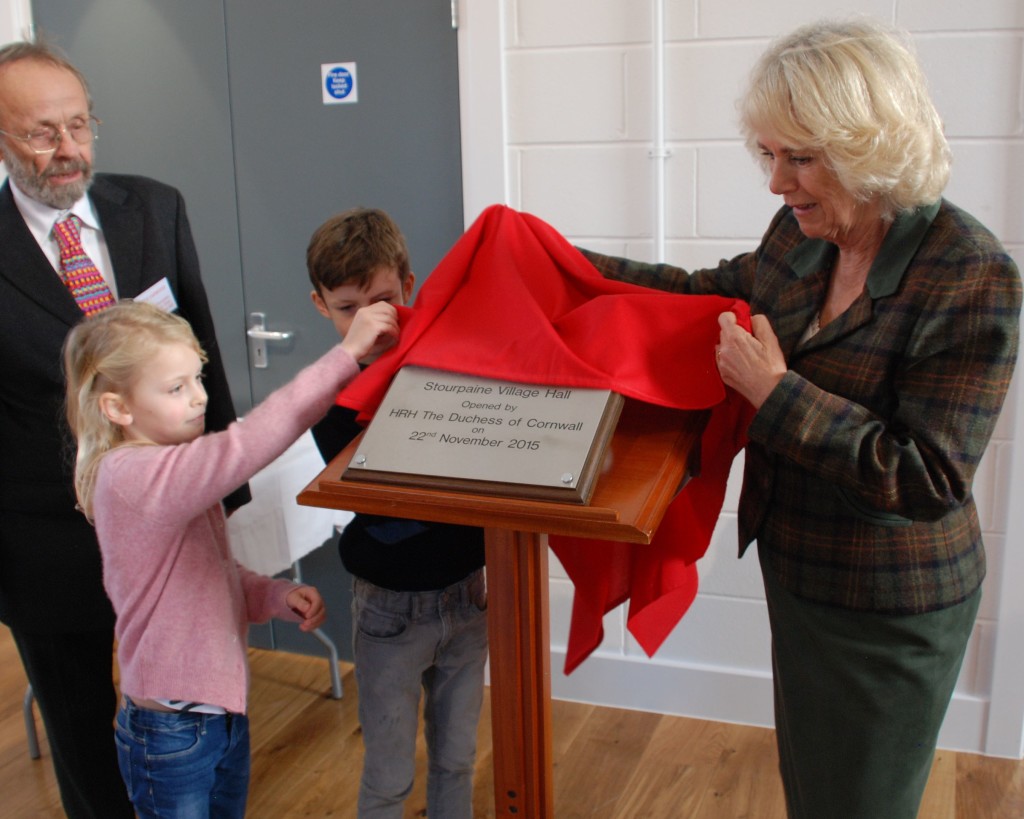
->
xmin=582 ymin=200 xmax=1021 ymax=613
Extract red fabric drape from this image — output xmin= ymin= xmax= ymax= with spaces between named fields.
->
xmin=337 ymin=205 xmax=752 ymax=672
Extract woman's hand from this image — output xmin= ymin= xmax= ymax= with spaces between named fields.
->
xmin=715 ymin=312 xmax=787 ymax=409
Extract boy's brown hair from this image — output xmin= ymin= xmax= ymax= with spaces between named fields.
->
xmin=306 ymin=208 xmax=411 ymax=293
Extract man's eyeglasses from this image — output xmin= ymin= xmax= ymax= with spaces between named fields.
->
xmin=0 ymin=116 xmax=101 ymax=154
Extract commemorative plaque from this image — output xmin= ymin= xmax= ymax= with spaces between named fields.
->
xmin=343 ymin=366 xmax=623 ymax=504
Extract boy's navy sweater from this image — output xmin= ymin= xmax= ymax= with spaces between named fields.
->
xmin=312 ymin=404 xmax=485 ymax=591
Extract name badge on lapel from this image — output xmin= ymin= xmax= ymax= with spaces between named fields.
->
xmin=134 ymin=277 xmax=178 ymax=312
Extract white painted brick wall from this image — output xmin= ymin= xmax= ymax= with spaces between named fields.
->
xmin=499 ymin=0 xmax=1024 ymax=751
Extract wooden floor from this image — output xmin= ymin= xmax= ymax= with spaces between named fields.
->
xmin=3 ymin=626 xmax=1023 ymax=818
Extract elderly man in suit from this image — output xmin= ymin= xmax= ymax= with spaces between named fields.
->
xmin=0 ymin=40 xmax=245 ymax=818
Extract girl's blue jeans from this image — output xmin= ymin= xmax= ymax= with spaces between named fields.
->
xmin=114 ymin=697 xmax=250 ymax=819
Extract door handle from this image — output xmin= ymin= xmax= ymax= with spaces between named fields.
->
xmin=247 ymin=312 xmax=295 ymax=369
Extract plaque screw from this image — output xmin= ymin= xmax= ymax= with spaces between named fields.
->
xmin=561 ymin=472 xmax=574 ymax=485
xmin=355 ymin=454 xmax=367 ymax=466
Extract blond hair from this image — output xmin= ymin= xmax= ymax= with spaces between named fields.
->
xmin=739 ymin=18 xmax=951 ymax=217
xmin=63 ymin=301 xmax=206 ymax=521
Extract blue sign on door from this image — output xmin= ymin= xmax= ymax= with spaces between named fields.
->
xmin=322 ymin=62 xmax=358 ymax=104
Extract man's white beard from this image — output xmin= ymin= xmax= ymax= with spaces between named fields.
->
xmin=2 ymin=149 xmax=93 ymax=210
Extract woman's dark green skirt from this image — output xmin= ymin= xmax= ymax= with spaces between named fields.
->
xmin=759 ymin=546 xmax=980 ymax=819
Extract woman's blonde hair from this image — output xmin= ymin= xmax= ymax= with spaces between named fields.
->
xmin=63 ymin=301 xmax=206 ymax=521
xmin=739 ymin=18 xmax=951 ymax=217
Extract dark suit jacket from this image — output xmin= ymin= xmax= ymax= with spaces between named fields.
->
xmin=0 ymin=173 xmax=246 ymax=633
xmin=582 ymin=200 xmax=1021 ymax=614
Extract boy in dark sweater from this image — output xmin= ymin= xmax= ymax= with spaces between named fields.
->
xmin=307 ymin=209 xmax=486 ymax=819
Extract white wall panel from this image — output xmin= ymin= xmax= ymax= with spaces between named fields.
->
xmin=0 ymin=0 xmax=33 ymax=185
xmin=979 ymin=532 xmax=1008 ymax=623
xmin=944 ymin=142 xmax=1024 ymax=243
xmin=664 ymin=0 xmax=699 ymax=41
xmin=630 ymin=594 xmax=771 ymax=668
xmin=696 ymin=0 xmax=893 ymax=39
xmin=917 ymin=34 xmax=1024 ymax=137
xmin=989 ymin=444 xmax=1016 ymax=539
xmin=507 ymin=49 xmax=648 ymax=144
xmin=0 ymin=1 xmax=31 ymax=45
xmin=692 ymin=522 xmax=767 ymax=601
xmin=512 ymin=0 xmax=652 ymax=47
xmin=665 ymin=42 xmax=762 ymax=140
xmin=694 ymin=145 xmax=779 ymax=238
xmin=518 ymin=145 xmax=654 ymax=236
xmin=661 ymin=146 xmax=697 ymax=238
xmin=663 ymin=239 xmax=758 ymax=270
xmin=898 ymin=0 xmax=1024 ymax=31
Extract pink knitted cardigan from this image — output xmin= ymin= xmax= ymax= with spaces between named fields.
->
xmin=94 ymin=344 xmax=359 ymax=713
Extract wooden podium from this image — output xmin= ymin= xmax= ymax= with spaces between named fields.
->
xmin=298 ymin=398 xmax=706 ymax=816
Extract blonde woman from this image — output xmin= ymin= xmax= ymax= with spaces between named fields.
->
xmin=580 ymin=18 xmax=1021 ymax=819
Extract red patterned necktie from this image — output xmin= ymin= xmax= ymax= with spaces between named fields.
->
xmin=53 ymin=215 xmax=116 ymax=316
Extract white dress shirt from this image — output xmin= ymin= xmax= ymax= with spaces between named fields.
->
xmin=9 ymin=178 xmax=119 ymax=298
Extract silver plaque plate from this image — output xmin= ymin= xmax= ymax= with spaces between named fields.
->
xmin=343 ymin=366 xmax=623 ymax=504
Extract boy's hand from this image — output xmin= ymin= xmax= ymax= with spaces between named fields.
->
xmin=286 ymin=585 xmax=327 ymax=632
xmin=340 ymin=301 xmax=400 ymax=363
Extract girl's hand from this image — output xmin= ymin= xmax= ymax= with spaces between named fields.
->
xmin=340 ymin=301 xmax=400 ymax=363
xmin=286 ymin=585 xmax=327 ymax=632
xmin=715 ymin=311 xmax=787 ymax=409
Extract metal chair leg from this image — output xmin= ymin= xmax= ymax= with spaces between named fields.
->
xmin=23 ymin=684 xmax=40 ymax=760
xmin=292 ymin=559 xmax=343 ymax=699
xmin=310 ymin=627 xmax=343 ymax=699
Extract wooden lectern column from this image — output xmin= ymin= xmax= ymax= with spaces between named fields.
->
xmin=297 ymin=399 xmax=706 ymax=817
xmin=485 ymin=527 xmax=554 ymax=816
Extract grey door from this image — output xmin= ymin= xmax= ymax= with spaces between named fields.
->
xmin=32 ymin=0 xmax=464 ymax=657
xmin=225 ymin=0 xmax=464 ymax=402
xmin=32 ymin=0 xmax=464 ymax=407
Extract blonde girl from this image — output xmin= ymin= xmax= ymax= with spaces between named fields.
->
xmin=64 ymin=299 xmax=397 ymax=818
